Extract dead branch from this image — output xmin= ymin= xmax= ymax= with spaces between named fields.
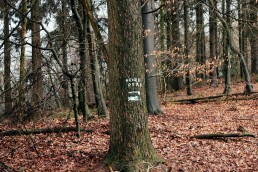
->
xmin=0 ymin=127 xmax=93 ymax=137
xmin=172 ymin=91 xmax=258 ymax=104
xmin=191 ymin=133 xmax=256 ymax=139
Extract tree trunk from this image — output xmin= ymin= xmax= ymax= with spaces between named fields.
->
xmin=46 ymin=60 xmax=61 ymax=108
xmin=82 ymin=0 xmax=109 ymax=60
xmin=71 ymin=0 xmax=91 ymax=122
xmin=184 ymin=0 xmax=192 ymax=96
xmin=19 ymin=0 xmax=27 ymax=116
xmin=209 ymin=0 xmax=218 ymax=87
xmin=223 ymin=0 xmax=231 ymax=94
xmin=250 ymin=0 xmax=258 ymax=74
xmin=159 ymin=0 xmax=165 ymax=52
xmin=70 ymin=78 xmax=80 ymax=138
xmin=4 ymin=4 xmax=12 ymax=115
xmin=166 ymin=0 xmax=183 ymax=91
xmin=85 ymin=4 xmax=108 ymax=117
xmin=196 ymin=0 xmax=206 ymax=79
xmin=142 ymin=0 xmax=162 ymax=114
xmin=31 ymin=0 xmax=43 ymax=115
xmin=241 ymin=2 xmax=250 ymax=72
xmin=238 ymin=0 xmax=249 ymax=77
xmin=60 ymin=0 xmax=70 ymax=108
xmin=209 ymin=0 xmax=253 ymax=93
xmin=105 ymin=0 xmax=161 ymax=170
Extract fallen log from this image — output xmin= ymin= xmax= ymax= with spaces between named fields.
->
xmin=172 ymin=91 xmax=258 ymax=104
xmin=0 ymin=127 xmax=94 ymax=137
xmin=191 ymin=133 xmax=256 ymax=139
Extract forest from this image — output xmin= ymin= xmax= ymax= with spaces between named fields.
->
xmin=0 ymin=0 xmax=257 ymax=171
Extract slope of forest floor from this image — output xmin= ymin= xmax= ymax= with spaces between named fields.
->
xmin=0 ymin=82 xmax=258 ymax=172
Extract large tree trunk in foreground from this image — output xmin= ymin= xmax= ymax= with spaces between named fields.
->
xmin=105 ymin=0 xmax=161 ymax=171
xmin=142 ymin=0 xmax=162 ymax=114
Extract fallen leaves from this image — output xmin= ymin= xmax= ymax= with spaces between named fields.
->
xmin=0 ymin=82 xmax=257 ymax=171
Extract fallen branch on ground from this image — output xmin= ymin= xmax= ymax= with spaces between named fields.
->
xmin=172 ymin=91 xmax=258 ymax=104
xmin=191 ymin=133 xmax=256 ymax=139
xmin=0 ymin=126 xmax=94 ymax=137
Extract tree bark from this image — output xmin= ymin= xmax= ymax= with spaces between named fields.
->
xmin=105 ymin=0 xmax=161 ymax=170
xmin=4 ymin=4 xmax=12 ymax=115
xmin=142 ymin=0 xmax=162 ymax=114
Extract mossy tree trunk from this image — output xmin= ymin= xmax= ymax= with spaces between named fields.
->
xmin=142 ymin=0 xmax=162 ymax=114
xmin=105 ymin=0 xmax=161 ymax=171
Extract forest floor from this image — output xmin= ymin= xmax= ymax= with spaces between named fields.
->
xmin=0 ymin=81 xmax=258 ymax=172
